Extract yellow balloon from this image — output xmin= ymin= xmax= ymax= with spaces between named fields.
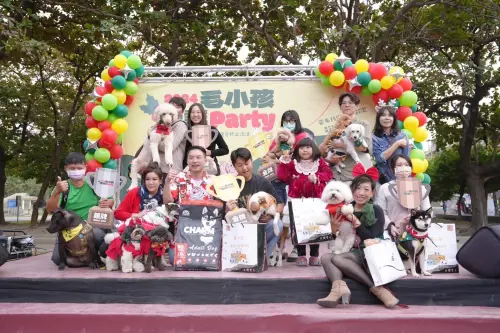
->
xmin=422 ymin=159 xmax=429 ymax=173
xmin=404 ymin=116 xmax=419 ymax=132
xmin=101 ymin=68 xmax=111 ymax=81
xmin=325 ymin=53 xmax=338 ymax=64
xmin=112 ymin=119 xmax=128 ymax=134
xmin=355 ymin=59 xmax=369 ymax=73
xmin=381 ymin=75 xmax=396 ymax=90
xmin=112 ymin=89 xmax=127 ymax=104
xmin=329 ymin=71 xmax=345 ymax=87
xmin=114 ymin=54 xmax=128 ymax=69
xmin=389 ymin=66 xmax=405 ymax=83
xmin=411 ymin=159 xmax=425 ymax=174
xmin=414 ymin=127 xmax=429 ymax=142
xmin=87 ymin=127 xmax=102 ymax=141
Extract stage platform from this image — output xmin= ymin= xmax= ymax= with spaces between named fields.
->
xmin=1 ymin=253 xmax=500 ymax=307
xmin=1 ymin=303 xmax=500 ymax=333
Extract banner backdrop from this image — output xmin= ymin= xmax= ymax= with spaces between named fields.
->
xmin=123 ymin=81 xmax=377 ymax=160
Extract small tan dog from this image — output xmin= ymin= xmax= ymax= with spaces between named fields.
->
xmin=275 ymin=128 xmax=295 ymax=156
xmin=129 ymin=103 xmax=178 ymax=190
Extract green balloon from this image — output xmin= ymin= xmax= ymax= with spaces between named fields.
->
xmin=398 ymin=120 xmax=404 ymax=129
xmin=120 ymin=50 xmax=132 ymax=58
xmin=116 ymin=133 xmax=124 ymax=144
xmin=113 ymin=104 xmax=129 ymax=118
xmin=361 ymin=86 xmax=371 ymax=96
xmin=321 ymin=76 xmax=331 ymax=86
xmin=400 ymin=91 xmax=418 ymax=107
xmin=394 ymin=100 xmax=400 ymax=108
xmin=368 ymin=79 xmax=382 ymax=93
xmin=415 ymin=173 xmax=425 ymax=181
xmin=92 ymin=105 xmax=109 ymax=121
xmin=83 ymin=140 xmax=96 ymax=153
xmin=107 ymin=113 xmax=118 ymax=124
xmin=103 ymin=159 xmax=118 ymax=169
xmin=414 ymin=142 xmax=423 ymax=150
xmin=111 ymin=75 xmax=127 ymax=90
xmin=108 ymin=59 xmax=115 ymax=67
xmin=314 ymin=67 xmax=324 ymax=78
xmin=411 ymin=104 xmax=418 ymax=113
xmin=94 ymin=148 xmax=111 ymax=163
xmin=334 ymin=59 xmax=352 ymax=70
xmin=410 ymin=148 xmax=425 ymax=161
xmin=135 ymin=64 xmax=145 ymax=77
xmin=85 ymin=152 xmax=94 ymax=162
xmin=357 ymin=72 xmax=372 ymax=86
xmin=126 ymin=69 xmax=137 ymax=81
xmin=422 ymin=173 xmax=431 ymax=184
xmin=402 ymin=129 xmax=413 ymax=139
xmin=101 ymin=94 xmax=118 ymax=111
xmin=123 ymin=81 xmax=138 ymax=95
xmin=127 ymin=55 xmax=142 ymax=69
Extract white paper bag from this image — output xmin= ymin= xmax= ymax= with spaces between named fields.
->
xmin=425 ymin=223 xmax=459 ymax=273
xmin=221 ymin=222 xmax=267 ymax=273
xmin=364 ymin=241 xmax=407 ymax=286
xmin=289 ymin=198 xmax=332 ymax=245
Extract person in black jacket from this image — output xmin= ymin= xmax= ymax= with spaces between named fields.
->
xmin=183 ymin=103 xmax=229 ymax=175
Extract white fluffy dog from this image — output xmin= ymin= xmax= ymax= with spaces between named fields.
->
xmin=329 ymin=123 xmax=368 ymax=172
xmin=321 ymin=181 xmax=358 ymax=254
xmin=128 ymin=103 xmax=178 ymax=190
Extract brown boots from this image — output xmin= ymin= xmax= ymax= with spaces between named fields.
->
xmin=370 ymin=286 xmax=399 ymax=308
xmin=316 ymin=280 xmax=351 ymax=308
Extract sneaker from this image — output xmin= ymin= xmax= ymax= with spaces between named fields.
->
xmin=309 ymin=256 xmax=321 ymax=266
xmin=296 ymin=256 xmax=308 ymax=266
xmin=287 ymin=247 xmax=298 ymax=262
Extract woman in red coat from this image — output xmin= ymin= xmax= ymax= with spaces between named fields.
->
xmin=277 ymin=138 xmax=334 ymax=266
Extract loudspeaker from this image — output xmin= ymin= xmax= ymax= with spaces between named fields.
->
xmin=457 ymin=225 xmax=500 ymax=278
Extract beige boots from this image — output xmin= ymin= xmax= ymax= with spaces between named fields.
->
xmin=316 ymin=280 xmax=351 ymax=308
xmin=370 ymin=286 xmax=399 ymax=308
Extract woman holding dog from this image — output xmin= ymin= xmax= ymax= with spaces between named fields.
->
xmin=277 ymin=138 xmax=333 ymax=266
xmin=317 ymin=166 xmax=400 ymax=309
xmin=375 ymin=154 xmax=431 ymax=240
xmin=183 ymin=103 xmax=229 ymax=175
xmin=372 ymin=104 xmax=409 ymax=183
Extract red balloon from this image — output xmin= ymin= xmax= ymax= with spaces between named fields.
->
xmin=124 ymin=95 xmax=134 ymax=106
xmin=346 ymin=84 xmax=362 ymax=94
xmin=399 ymin=78 xmax=413 ymax=91
xmin=133 ymin=78 xmax=139 ymax=84
xmin=108 ymin=66 xmax=121 ymax=78
xmin=388 ymin=84 xmax=403 ymax=99
xmin=97 ymin=120 xmax=112 ymax=131
xmin=85 ymin=116 xmax=98 ymax=129
xmin=343 ymin=66 xmax=357 ymax=80
xmin=86 ymin=159 xmax=102 ymax=173
xmin=96 ymin=97 xmax=102 ymax=103
xmin=104 ymin=80 xmax=114 ymax=93
xmin=98 ymin=138 xmax=113 ymax=149
xmin=396 ymin=106 xmax=413 ymax=121
xmin=413 ymin=112 xmax=428 ymax=126
xmin=95 ymin=86 xmax=107 ymax=96
xmin=85 ymin=101 xmax=96 ymax=116
xmin=101 ymin=128 xmax=118 ymax=144
xmin=369 ymin=63 xmax=387 ymax=81
xmin=318 ymin=61 xmax=334 ymax=76
xmin=372 ymin=89 xmax=389 ymax=104
xmin=368 ymin=62 xmax=375 ymax=71
xmin=109 ymin=144 xmax=124 ymax=160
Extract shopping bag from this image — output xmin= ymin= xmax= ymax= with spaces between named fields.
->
xmin=288 ymin=198 xmax=332 ymax=245
xmin=425 ymin=223 xmax=459 ymax=273
xmin=364 ymin=241 xmax=407 ymax=286
xmin=174 ymin=200 xmax=223 ymax=271
xmin=221 ymin=222 xmax=268 ymax=273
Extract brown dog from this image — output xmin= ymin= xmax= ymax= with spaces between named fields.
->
xmin=46 ymin=210 xmax=99 ymax=270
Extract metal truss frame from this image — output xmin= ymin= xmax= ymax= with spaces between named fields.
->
xmin=141 ymin=65 xmax=318 ymax=82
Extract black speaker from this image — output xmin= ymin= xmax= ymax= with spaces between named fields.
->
xmin=457 ymin=225 xmax=500 ymax=278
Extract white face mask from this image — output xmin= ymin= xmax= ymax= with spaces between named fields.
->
xmin=67 ymin=169 xmax=86 ymax=180
xmin=394 ymin=166 xmax=412 ymax=179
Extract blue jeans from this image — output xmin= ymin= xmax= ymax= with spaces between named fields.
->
xmin=271 ymin=180 xmax=288 ymax=204
xmin=266 ymin=218 xmax=284 ymax=258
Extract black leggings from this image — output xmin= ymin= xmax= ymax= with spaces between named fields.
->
xmin=320 ymin=252 xmax=374 ymax=288
xmin=297 ymin=244 xmax=319 ymax=257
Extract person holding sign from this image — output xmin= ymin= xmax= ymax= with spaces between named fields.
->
xmin=46 ymin=152 xmax=114 ymax=266
xmin=183 ymin=103 xmax=229 ymax=174
xmin=375 ymin=154 xmax=431 ymax=239
xmin=277 ymin=138 xmax=333 ymax=266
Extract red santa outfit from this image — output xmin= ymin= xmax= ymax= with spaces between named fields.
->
xmin=277 ymin=158 xmax=333 ymax=199
xmin=169 ymin=170 xmax=214 ymax=203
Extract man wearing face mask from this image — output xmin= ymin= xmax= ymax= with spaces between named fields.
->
xmin=46 ymin=152 xmax=114 ymax=266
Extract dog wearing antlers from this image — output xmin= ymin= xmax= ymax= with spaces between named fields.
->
xmin=129 ymin=103 xmax=178 ymax=190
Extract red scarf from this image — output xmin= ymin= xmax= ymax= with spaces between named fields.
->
xmin=326 ymin=203 xmax=345 ymax=216
xmin=141 ymin=235 xmax=168 ymax=257
xmin=406 ymin=225 xmax=428 ymax=240
xmin=156 ymin=124 xmax=170 ymax=135
xmin=106 ymin=238 xmax=143 ymax=260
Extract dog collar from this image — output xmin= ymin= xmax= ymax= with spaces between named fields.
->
xmin=156 ymin=124 xmax=170 ymax=135
xmin=406 ymin=225 xmax=428 ymax=240
xmin=354 ymin=139 xmax=362 ymax=147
